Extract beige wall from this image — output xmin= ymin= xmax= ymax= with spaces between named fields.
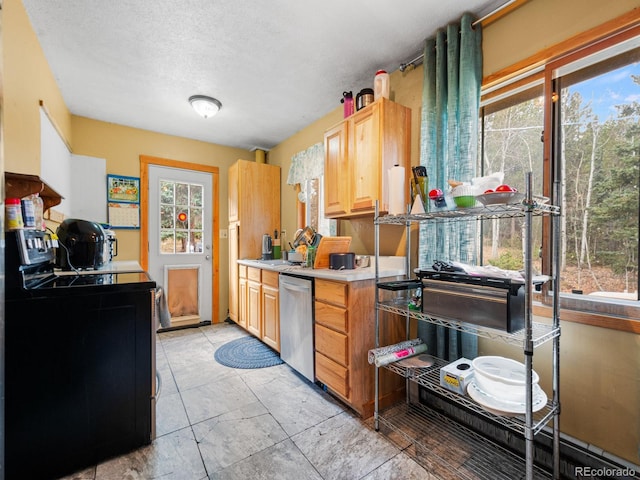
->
xmin=5 ymin=0 xmax=639 ymax=465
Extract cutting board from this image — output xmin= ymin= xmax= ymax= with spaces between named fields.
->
xmin=314 ymin=236 xmax=352 ymax=269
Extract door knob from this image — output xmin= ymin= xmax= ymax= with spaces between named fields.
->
xmin=205 ymin=255 xmax=211 ymax=260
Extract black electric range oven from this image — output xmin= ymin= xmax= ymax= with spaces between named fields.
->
xmin=5 ymin=230 xmax=157 ymax=480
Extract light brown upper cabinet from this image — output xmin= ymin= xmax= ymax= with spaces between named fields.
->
xmin=324 ymin=98 xmax=411 ymax=219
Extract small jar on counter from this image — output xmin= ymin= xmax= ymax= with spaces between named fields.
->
xmin=6 ymin=198 xmax=24 ymax=230
xmin=21 ymin=198 xmax=36 ymax=229
xmin=305 ymin=245 xmax=316 ymax=268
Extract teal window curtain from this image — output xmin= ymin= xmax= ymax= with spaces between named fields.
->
xmin=418 ymin=13 xmax=482 ymax=361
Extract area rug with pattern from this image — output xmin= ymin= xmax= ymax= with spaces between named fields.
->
xmin=214 ymin=336 xmax=284 ymax=369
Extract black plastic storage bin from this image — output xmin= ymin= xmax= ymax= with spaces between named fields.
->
xmin=416 ymin=270 xmax=525 ymax=333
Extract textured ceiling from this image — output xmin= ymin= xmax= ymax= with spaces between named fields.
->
xmin=23 ymin=0 xmax=505 ymax=151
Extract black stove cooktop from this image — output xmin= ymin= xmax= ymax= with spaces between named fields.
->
xmin=40 ymin=271 xmax=154 ymax=288
xmin=6 ymin=230 xmax=155 ymax=299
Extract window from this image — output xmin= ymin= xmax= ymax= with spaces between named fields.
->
xmin=159 ymin=180 xmax=204 ymax=254
xmin=480 ymin=83 xmax=545 ymax=274
xmin=480 ymin=32 xmax=640 ymax=320
xmin=300 ymin=176 xmax=335 ymax=237
xmin=554 ymin=42 xmax=640 ymax=302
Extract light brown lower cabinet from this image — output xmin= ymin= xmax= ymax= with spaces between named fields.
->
xmin=246 ymin=267 xmax=262 ymax=338
xmin=240 ymin=266 xmax=280 ymax=353
xmin=237 ymin=265 xmax=248 ymax=329
xmin=314 ymin=277 xmax=405 ymax=418
xmin=261 ymin=270 xmax=280 ymax=352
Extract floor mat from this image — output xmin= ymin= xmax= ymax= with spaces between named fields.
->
xmin=214 ymin=336 xmax=284 ymax=369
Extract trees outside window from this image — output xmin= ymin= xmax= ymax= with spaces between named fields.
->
xmin=480 ymin=40 xmax=640 ymax=306
xmin=558 ymin=52 xmax=640 ymax=299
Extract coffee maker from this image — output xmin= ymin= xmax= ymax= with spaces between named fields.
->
xmin=261 ymin=233 xmax=273 ymax=260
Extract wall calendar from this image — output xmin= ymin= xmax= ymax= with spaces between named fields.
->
xmin=107 ymin=175 xmax=140 ymax=229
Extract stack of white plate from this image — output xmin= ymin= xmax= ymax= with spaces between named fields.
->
xmin=467 ymin=356 xmax=547 ymax=416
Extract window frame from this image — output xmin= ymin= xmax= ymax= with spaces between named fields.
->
xmin=481 ymin=21 xmax=640 ymax=334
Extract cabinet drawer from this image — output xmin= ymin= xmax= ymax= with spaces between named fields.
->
xmin=247 ymin=267 xmax=262 ymax=283
xmin=315 ymin=324 xmax=348 ymax=366
xmin=316 ymin=352 xmax=349 ymax=399
xmin=315 ymin=279 xmax=347 ymax=307
xmin=315 ymin=301 xmax=348 ymax=333
xmin=262 ymin=270 xmax=279 ymax=288
xmin=239 ymin=265 xmax=248 ymax=279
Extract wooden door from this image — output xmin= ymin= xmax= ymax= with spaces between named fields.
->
xmin=238 ymin=276 xmax=248 ymax=329
xmin=228 ymin=222 xmax=239 ymax=322
xmin=234 ymin=160 xmax=281 ymax=260
xmin=324 ymin=121 xmax=350 ymax=217
xmin=261 ymin=283 xmax=279 ymax=352
xmin=247 ymin=279 xmax=261 ymax=337
xmin=350 ymin=103 xmax=381 ymax=214
xmin=228 ymin=162 xmax=239 ymax=222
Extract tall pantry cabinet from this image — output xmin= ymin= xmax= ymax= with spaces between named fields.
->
xmin=228 ymin=160 xmax=280 ymax=324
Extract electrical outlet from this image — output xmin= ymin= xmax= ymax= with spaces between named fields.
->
xmin=219 ymin=229 xmax=228 ymax=239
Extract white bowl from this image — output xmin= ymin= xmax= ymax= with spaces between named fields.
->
xmin=451 ymin=185 xmax=474 ymax=197
xmin=472 ymin=356 xmax=539 ymax=403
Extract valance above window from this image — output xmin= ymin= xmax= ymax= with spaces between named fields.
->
xmin=287 ymin=143 xmax=324 ymax=185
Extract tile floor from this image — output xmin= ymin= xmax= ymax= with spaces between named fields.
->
xmin=59 ymin=322 xmax=436 ymax=480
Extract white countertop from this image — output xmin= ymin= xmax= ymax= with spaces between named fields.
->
xmin=237 ymin=256 xmax=406 ymax=282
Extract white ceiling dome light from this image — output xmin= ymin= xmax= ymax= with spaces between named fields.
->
xmin=189 ymin=95 xmax=222 ymax=118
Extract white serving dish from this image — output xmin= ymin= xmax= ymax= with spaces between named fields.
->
xmin=467 ymin=380 xmax=547 ymax=416
xmin=472 ymin=356 xmax=539 ymax=403
xmin=476 ymin=191 xmax=525 ymax=206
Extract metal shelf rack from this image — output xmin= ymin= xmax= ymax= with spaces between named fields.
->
xmin=373 ymin=173 xmax=561 ymax=480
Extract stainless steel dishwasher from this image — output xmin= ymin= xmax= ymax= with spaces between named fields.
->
xmin=279 ymin=274 xmax=314 ymax=382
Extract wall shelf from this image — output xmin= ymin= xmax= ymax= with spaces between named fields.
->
xmin=5 ymin=171 xmax=63 ymax=212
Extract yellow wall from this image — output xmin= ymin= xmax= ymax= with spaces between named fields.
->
xmin=4 ymin=0 xmax=71 ymax=175
xmin=482 ymin=0 xmax=640 ymax=77
xmin=4 ymin=0 xmax=640 ymax=465
xmin=71 ymin=116 xmax=251 ymax=324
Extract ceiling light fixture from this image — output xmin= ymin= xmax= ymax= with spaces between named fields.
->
xmin=189 ymin=95 xmax=222 ymax=118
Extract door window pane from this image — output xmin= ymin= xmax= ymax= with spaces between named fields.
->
xmin=159 ymin=180 xmax=205 ymax=254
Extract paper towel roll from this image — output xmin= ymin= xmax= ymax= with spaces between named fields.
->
xmin=388 ymin=165 xmax=406 ymax=215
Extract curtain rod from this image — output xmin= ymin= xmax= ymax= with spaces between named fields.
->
xmin=399 ymin=0 xmax=517 ymax=72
